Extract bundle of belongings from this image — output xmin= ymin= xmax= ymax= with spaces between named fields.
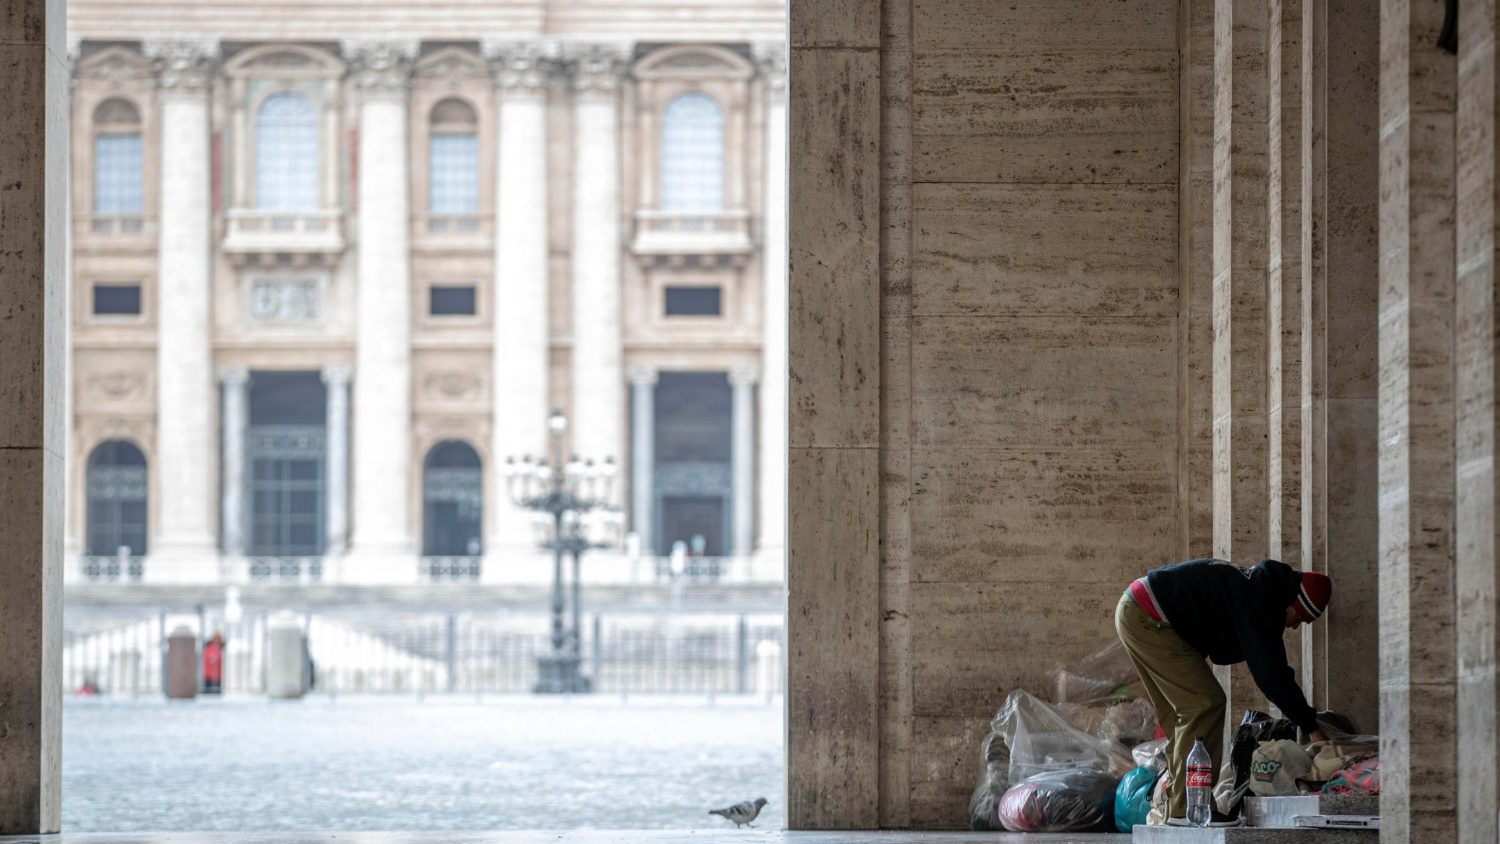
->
xmin=1211 ymin=709 xmax=1379 ymax=822
xmin=968 ymin=642 xmax=1164 ymax=832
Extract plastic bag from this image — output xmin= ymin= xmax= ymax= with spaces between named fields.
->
xmin=1249 ymin=739 xmax=1313 ymax=796
xmin=1146 ymin=768 xmax=1170 ymax=826
xmin=1053 ymin=640 xmax=1139 ymax=703
xmin=1132 ymin=738 xmax=1168 ymax=769
xmin=1114 ymin=766 xmax=1158 ymax=832
xmin=967 ymin=689 xmax=1134 ymax=830
xmin=997 ymin=769 xmax=1118 ymax=833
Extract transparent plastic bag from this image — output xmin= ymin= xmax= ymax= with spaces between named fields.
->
xmin=1132 ymin=737 xmax=1168 ymax=770
xmin=997 ymin=769 xmax=1118 ymax=833
xmin=1053 ymin=640 xmax=1139 ymax=703
xmin=968 ymin=689 xmax=1134 ymax=829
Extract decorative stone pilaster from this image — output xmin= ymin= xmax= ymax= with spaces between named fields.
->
xmin=567 ymin=44 xmax=629 ymax=474
xmin=218 ymin=367 xmax=249 ymax=557
xmin=627 ymin=366 xmax=659 ymax=554
xmin=755 ymin=42 xmax=787 ymax=560
xmin=730 ymin=366 xmax=759 ymax=558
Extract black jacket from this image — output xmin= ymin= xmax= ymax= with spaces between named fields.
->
xmin=1144 ymin=558 xmax=1319 ymax=732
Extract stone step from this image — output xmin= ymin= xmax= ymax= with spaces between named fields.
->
xmin=1133 ymin=825 xmax=1376 ymax=843
xmin=1242 ymin=795 xmax=1379 ymax=828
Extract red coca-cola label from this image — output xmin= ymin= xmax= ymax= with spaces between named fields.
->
xmin=1186 ymin=765 xmax=1213 ymax=788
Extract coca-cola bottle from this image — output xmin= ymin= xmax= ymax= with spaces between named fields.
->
xmin=1185 ymin=736 xmax=1213 ymax=827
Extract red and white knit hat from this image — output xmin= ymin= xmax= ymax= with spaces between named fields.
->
xmin=1293 ymin=572 xmax=1332 ymax=622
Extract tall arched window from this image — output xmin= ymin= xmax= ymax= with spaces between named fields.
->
xmin=85 ymin=440 xmax=148 ymax=559
xmin=255 ymin=91 xmax=319 ymax=211
xmin=422 ymin=441 xmax=483 ymax=558
xmin=93 ymin=99 xmax=143 ymax=216
xmin=660 ymin=92 xmax=725 ymax=213
xmin=428 ymin=98 xmax=479 ymax=215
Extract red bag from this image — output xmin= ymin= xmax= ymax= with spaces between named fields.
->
xmin=1322 ymin=755 xmax=1379 ymax=796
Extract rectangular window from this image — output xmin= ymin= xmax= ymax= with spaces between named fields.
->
xmin=93 ymin=283 xmax=142 ymax=316
xmin=94 ymin=134 xmax=143 ymax=215
xmin=430 ymin=285 xmax=477 ymax=317
xmin=429 ymin=134 xmax=479 ymax=215
xmin=664 ymin=285 xmax=722 ymax=317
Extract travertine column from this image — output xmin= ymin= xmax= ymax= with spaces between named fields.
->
xmin=347 ymin=41 xmax=415 ymax=574
xmin=149 ymin=41 xmax=219 ymax=570
xmin=1456 ymin=0 xmax=1495 ymax=839
xmin=1212 ymin=0 xmax=1272 ymax=719
xmin=755 ymin=44 xmax=788 ymax=561
xmin=568 ymin=45 xmax=627 ymax=470
xmin=0 ymin=0 xmax=66 ymax=828
xmin=485 ymin=42 xmax=554 ymax=559
xmin=322 ymin=365 xmax=351 ymax=556
xmin=1379 ymin=0 xmax=1458 ymax=838
xmin=731 ymin=366 xmax=758 ymax=557
xmin=628 ymin=366 xmax=657 ymax=554
xmin=218 ymin=367 xmax=249 ymax=557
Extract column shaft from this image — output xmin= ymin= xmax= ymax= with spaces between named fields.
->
xmin=1212 ymin=0 xmax=1273 ymax=719
xmin=757 ymin=47 xmax=788 ymax=559
xmin=1379 ymin=0 xmax=1458 ymax=838
xmin=219 ymin=368 xmax=249 ymax=556
xmin=488 ymin=44 xmax=552 ymax=558
xmin=569 ymin=47 xmax=625 ymax=468
xmin=152 ymin=45 xmax=218 ymax=562
xmin=731 ymin=369 xmax=757 ymax=557
xmin=629 ymin=368 xmax=656 ymax=554
xmin=323 ymin=366 xmax=351 ymax=555
xmin=348 ymin=43 xmax=414 ymax=566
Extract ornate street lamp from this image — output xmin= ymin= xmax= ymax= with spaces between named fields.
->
xmin=502 ymin=408 xmax=619 ymax=694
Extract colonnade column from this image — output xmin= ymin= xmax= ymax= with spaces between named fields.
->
xmin=568 ymin=44 xmax=627 ymax=471
xmin=731 ymin=366 xmax=758 ymax=558
xmin=485 ymin=42 xmax=555 ymax=565
xmin=1378 ymin=0 xmax=1458 ymax=838
xmin=148 ymin=41 xmax=219 ymax=578
xmin=1212 ymin=0 xmax=1272 ymax=719
xmin=346 ymin=41 xmax=415 ymax=579
xmin=755 ymin=43 xmax=788 ymax=563
xmin=628 ymin=366 xmax=657 ymax=555
xmin=322 ymin=365 xmax=351 ymax=556
xmin=218 ymin=367 xmax=249 ymax=558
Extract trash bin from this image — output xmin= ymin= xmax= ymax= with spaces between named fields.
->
xmin=165 ymin=626 xmax=198 ymax=700
xmin=267 ymin=612 xmax=306 ymax=699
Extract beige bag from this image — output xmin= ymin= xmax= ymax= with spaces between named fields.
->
xmin=1308 ymin=739 xmax=1380 ymax=782
xmin=1146 ymin=768 xmax=1170 ymax=825
xmin=1249 ymin=739 xmax=1313 ymax=796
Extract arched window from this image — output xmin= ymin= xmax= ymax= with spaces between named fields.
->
xmin=85 ymin=440 xmax=148 ymax=558
xmin=93 ymin=99 xmax=143 ymax=215
xmin=660 ymin=92 xmax=724 ymax=213
xmin=422 ymin=441 xmax=483 ymax=557
xmin=428 ymin=98 xmax=479 ymax=215
xmin=255 ymin=91 xmax=319 ymax=211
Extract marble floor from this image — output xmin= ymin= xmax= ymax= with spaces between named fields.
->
xmin=0 ymin=832 xmax=1132 ymax=844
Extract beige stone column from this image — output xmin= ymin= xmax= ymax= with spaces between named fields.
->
xmin=567 ymin=44 xmax=627 ymax=471
xmin=755 ymin=43 xmax=788 ymax=563
xmin=322 ymin=364 xmax=351 ymax=556
xmin=147 ymin=41 xmax=218 ymax=577
xmin=0 ymin=0 xmax=66 ymax=830
xmin=485 ymin=42 xmax=554 ymax=563
xmin=1212 ymin=0 xmax=1272 ymax=719
xmin=1456 ymin=0 xmax=1498 ymax=838
xmin=218 ymin=366 xmax=249 ymax=557
xmin=731 ymin=365 xmax=758 ymax=558
xmin=1379 ymin=0 xmax=1458 ymax=838
xmin=346 ymin=41 xmax=415 ymax=579
xmin=1268 ymin=0 xmax=1303 ymax=572
xmin=628 ymin=365 xmax=657 ymax=553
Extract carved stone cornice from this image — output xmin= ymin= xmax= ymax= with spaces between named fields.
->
xmin=753 ymin=42 xmax=786 ymax=94
xmin=484 ymin=40 xmax=559 ymax=97
xmin=343 ymin=40 xmax=416 ymax=99
xmin=146 ymin=40 xmax=219 ymax=95
xmin=566 ymin=43 xmax=629 ymax=99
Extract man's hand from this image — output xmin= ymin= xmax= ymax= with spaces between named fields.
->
xmin=1308 ymin=729 xmax=1330 ymax=745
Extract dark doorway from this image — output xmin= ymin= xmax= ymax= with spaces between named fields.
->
xmin=246 ymin=372 xmax=326 ymax=558
xmin=653 ymin=371 xmax=732 ymax=555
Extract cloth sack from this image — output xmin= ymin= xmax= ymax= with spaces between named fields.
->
xmin=1308 ymin=738 xmax=1380 ymax=782
xmin=1145 ymin=768 xmax=1170 ymax=825
xmin=1323 ymin=755 xmax=1380 ymax=796
xmin=1249 ymin=739 xmax=1313 ymax=796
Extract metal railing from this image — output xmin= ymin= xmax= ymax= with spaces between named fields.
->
xmin=419 ymin=555 xmax=482 ymax=581
xmin=246 ymin=556 xmax=323 ymax=583
xmin=82 ymin=555 xmax=145 ymax=583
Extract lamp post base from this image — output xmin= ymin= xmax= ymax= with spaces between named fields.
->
xmin=534 ymin=651 xmax=593 ymax=694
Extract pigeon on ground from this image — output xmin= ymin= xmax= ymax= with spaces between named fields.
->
xmin=709 ymin=797 xmax=768 ymax=828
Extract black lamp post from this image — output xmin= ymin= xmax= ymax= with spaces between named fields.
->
xmin=502 ymin=408 xmax=618 ymax=694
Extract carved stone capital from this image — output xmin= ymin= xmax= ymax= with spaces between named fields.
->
xmin=753 ymin=42 xmax=786 ymax=94
xmin=566 ymin=43 xmax=629 ymax=99
xmin=146 ymin=40 xmax=218 ymax=95
xmin=321 ymin=364 xmax=353 ymax=388
xmin=626 ymin=365 xmax=660 ymax=388
xmin=217 ymin=366 xmax=250 ymax=388
xmin=343 ymin=40 xmax=416 ymax=99
xmin=729 ymin=365 xmax=761 ymax=387
xmin=484 ymin=40 xmax=559 ymax=97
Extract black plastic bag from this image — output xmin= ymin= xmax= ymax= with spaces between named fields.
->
xmin=997 ymin=769 xmax=1119 ymax=833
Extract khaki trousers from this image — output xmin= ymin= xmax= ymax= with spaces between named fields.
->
xmin=1114 ymin=591 xmax=1225 ymax=819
